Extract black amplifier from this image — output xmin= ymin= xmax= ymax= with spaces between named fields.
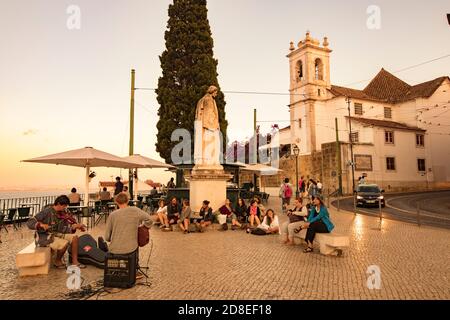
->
xmin=103 ymin=251 xmax=137 ymax=288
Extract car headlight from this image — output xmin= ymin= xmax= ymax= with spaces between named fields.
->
xmin=357 ymin=196 xmax=363 ymax=200
xmin=378 ymin=196 xmax=384 ymax=200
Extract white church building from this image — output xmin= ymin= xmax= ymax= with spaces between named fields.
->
xmin=281 ymin=32 xmax=450 ymax=192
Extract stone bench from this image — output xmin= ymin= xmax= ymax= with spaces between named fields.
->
xmin=16 ymin=242 xmax=51 ymax=277
xmin=294 ymin=229 xmax=349 ymax=256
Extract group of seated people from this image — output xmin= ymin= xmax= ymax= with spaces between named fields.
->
xmin=280 ymin=195 xmax=335 ymax=253
xmin=155 ymin=196 xmax=280 ymax=235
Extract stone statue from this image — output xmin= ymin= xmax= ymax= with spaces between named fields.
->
xmin=194 ymin=86 xmax=221 ymax=167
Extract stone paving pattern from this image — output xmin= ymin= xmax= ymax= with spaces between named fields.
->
xmin=0 ymin=197 xmax=449 ymax=300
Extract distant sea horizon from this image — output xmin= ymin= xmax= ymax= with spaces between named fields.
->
xmin=0 ymin=190 xmax=80 ymax=199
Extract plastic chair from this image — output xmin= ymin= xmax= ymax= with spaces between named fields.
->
xmin=16 ymin=207 xmax=31 ymax=228
xmin=80 ymin=207 xmax=94 ymax=231
xmin=0 ymin=214 xmax=7 ymax=233
xmin=5 ymin=208 xmax=18 ymax=231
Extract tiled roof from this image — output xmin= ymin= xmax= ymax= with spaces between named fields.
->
xmin=330 ymin=69 xmax=448 ymax=103
xmin=346 ymin=116 xmax=426 ymax=132
xmin=330 ymin=86 xmax=377 ymax=102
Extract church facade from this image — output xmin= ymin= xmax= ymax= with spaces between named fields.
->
xmin=277 ymin=32 xmax=450 ymax=193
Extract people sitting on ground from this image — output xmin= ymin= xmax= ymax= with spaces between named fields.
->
xmin=156 ymin=199 xmax=169 ymax=230
xmin=279 ymin=178 xmax=293 ymax=213
xmin=166 ymin=197 xmax=181 ymax=231
xmin=167 ymin=177 xmax=176 ymax=189
xmin=218 ymin=199 xmax=243 ymax=231
xmin=198 ymin=200 xmax=214 ymax=232
xmin=255 ymin=196 xmax=266 ymax=219
xmin=235 ymin=198 xmax=248 ymax=224
xmin=27 ymin=195 xmax=87 ymax=269
xmin=178 ymin=199 xmax=192 ymax=234
xmin=248 ymin=209 xmax=279 ymax=235
xmin=281 ymin=198 xmax=309 ymax=246
xmin=114 ymin=177 xmax=124 ymax=196
xmin=296 ymin=195 xmax=334 ymax=253
xmin=68 ymin=187 xmax=81 ymax=207
xmin=98 ymin=187 xmax=111 ymax=203
xmin=246 ymin=199 xmax=262 ymax=228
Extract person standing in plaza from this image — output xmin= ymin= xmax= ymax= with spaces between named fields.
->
xmin=299 ymin=176 xmax=305 ymax=195
xmin=317 ymin=180 xmax=323 ymax=195
xmin=279 ymin=178 xmax=293 ymax=213
xmin=114 ymin=177 xmax=124 ymax=196
xmin=167 ymin=178 xmax=176 ymax=189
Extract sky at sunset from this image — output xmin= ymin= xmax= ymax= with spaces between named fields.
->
xmin=0 ymin=0 xmax=449 ymax=191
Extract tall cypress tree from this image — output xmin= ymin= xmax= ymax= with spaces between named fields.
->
xmin=156 ymin=0 xmax=228 ymax=164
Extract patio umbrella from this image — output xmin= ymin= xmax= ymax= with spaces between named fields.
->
xmin=22 ymin=147 xmax=139 ymax=206
xmin=122 ymin=154 xmax=175 ymax=198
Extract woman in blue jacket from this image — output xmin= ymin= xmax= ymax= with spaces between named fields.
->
xmin=298 ymin=195 xmax=334 ymax=253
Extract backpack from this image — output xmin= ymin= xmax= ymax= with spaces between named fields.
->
xmin=283 ymin=184 xmax=293 ymax=198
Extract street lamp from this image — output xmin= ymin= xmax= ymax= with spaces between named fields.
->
xmin=292 ymin=144 xmax=300 ymax=198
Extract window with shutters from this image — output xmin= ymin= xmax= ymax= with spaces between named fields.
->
xmin=384 ymin=107 xmax=392 ymax=119
xmin=354 ymin=103 xmax=363 ymax=116
xmin=350 ymin=132 xmax=359 ymax=143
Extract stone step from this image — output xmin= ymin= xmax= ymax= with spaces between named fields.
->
xmin=16 ymin=242 xmax=51 ymax=277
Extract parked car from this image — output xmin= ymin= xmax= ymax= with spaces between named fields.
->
xmin=355 ymin=184 xmax=385 ymax=208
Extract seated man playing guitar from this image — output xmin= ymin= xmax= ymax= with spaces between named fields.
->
xmin=27 ymin=195 xmax=87 ymax=269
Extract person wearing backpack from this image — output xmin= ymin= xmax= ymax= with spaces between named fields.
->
xmin=279 ymin=178 xmax=293 ymax=213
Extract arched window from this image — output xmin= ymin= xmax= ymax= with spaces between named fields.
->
xmin=315 ymin=58 xmax=323 ymax=81
xmin=296 ymin=60 xmax=303 ymax=82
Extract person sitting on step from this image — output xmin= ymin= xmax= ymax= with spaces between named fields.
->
xmin=178 ymin=199 xmax=192 ymax=234
xmin=218 ymin=199 xmax=243 ymax=231
xmin=296 ymin=195 xmax=334 ymax=253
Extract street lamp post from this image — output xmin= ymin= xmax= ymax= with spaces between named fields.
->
xmin=293 ymin=144 xmax=300 ymax=199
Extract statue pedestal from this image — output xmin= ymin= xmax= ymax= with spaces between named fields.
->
xmin=188 ymin=167 xmax=233 ymax=213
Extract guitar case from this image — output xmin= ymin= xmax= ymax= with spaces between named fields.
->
xmin=68 ymin=234 xmax=107 ymax=269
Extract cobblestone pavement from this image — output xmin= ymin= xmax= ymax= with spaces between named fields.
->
xmin=0 ymin=197 xmax=449 ymax=300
